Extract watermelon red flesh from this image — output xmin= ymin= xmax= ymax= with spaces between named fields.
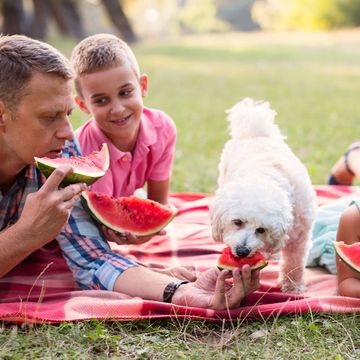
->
xmin=334 ymin=241 xmax=360 ymax=273
xmin=217 ymin=247 xmax=268 ymax=271
xmin=81 ymin=191 xmax=178 ymax=236
xmin=34 ymin=143 xmax=109 ymax=185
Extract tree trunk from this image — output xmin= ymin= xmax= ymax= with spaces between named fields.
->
xmin=48 ymin=0 xmax=86 ymax=39
xmin=31 ymin=0 xmax=49 ymax=39
xmin=2 ymin=0 xmax=27 ymax=35
xmin=101 ymin=0 xmax=137 ymax=43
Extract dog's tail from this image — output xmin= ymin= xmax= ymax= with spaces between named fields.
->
xmin=226 ymin=98 xmax=285 ymax=140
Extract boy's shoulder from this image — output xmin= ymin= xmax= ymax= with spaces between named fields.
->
xmin=143 ymin=106 xmax=175 ymax=131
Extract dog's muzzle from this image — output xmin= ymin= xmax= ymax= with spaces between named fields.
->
xmin=236 ymin=245 xmax=251 ymax=257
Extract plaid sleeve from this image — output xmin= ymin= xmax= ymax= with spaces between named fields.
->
xmin=63 ymin=138 xmax=82 ymax=157
xmin=57 ymin=196 xmax=139 ymax=291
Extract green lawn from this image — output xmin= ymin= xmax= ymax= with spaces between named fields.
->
xmin=2 ymin=32 xmax=360 ymax=359
xmin=68 ymin=32 xmax=360 ymax=192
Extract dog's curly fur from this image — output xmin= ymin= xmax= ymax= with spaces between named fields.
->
xmin=210 ymin=98 xmax=316 ymax=293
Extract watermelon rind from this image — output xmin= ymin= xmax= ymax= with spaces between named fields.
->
xmin=34 ymin=143 xmax=109 ymax=186
xmin=334 ymin=241 xmax=360 ymax=274
xmin=81 ymin=191 xmax=178 ymax=237
xmin=217 ymin=260 xmax=268 ymax=272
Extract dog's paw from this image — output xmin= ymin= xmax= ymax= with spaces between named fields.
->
xmin=280 ymin=280 xmax=306 ymax=294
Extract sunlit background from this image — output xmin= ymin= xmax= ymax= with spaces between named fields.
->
xmin=2 ymin=0 xmax=360 ymax=42
xmin=1 ymin=0 xmax=360 ymax=191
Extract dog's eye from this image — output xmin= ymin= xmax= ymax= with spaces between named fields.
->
xmin=256 ymin=227 xmax=266 ymax=234
xmin=232 ymin=219 xmax=243 ymax=227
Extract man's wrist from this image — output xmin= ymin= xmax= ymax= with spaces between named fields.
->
xmin=163 ymin=280 xmax=189 ymax=304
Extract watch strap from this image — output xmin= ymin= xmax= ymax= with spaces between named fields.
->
xmin=163 ymin=280 xmax=189 ymax=303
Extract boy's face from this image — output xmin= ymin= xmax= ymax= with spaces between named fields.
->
xmin=75 ymin=64 xmax=148 ymax=150
xmin=0 ymin=72 xmax=74 ymax=168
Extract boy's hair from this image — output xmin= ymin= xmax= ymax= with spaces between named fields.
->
xmin=71 ymin=33 xmax=140 ymax=96
xmin=0 ymin=34 xmax=73 ymax=110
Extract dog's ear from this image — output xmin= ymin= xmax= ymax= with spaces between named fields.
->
xmin=211 ymin=219 xmax=223 ymax=242
xmin=209 ymin=198 xmax=224 ymax=242
xmin=269 ymin=224 xmax=289 ymax=251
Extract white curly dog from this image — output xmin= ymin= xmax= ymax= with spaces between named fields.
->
xmin=210 ymin=98 xmax=316 ymax=293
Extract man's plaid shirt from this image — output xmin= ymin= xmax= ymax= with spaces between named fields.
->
xmin=0 ymin=139 xmax=138 ymax=290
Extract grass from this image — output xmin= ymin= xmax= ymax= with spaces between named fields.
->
xmin=0 ymin=314 xmax=359 ymax=359
xmin=62 ymin=32 xmax=360 ymax=192
xmin=2 ymin=31 xmax=360 ymax=358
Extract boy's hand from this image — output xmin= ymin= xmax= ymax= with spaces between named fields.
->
xmin=102 ymin=226 xmax=166 ymax=245
xmin=17 ymin=165 xmax=87 ymax=246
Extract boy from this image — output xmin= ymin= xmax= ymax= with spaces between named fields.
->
xmin=72 ymin=34 xmax=175 ymax=205
xmin=0 ymin=34 xmax=259 ymax=309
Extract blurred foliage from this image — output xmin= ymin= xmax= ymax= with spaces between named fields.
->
xmin=216 ymin=0 xmax=260 ymax=31
xmin=253 ymin=0 xmax=360 ymax=30
xmin=175 ymin=0 xmax=229 ymax=34
xmin=2 ymin=0 xmax=360 ymax=41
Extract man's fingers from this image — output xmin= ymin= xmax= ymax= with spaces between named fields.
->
xmin=40 ymin=165 xmax=74 ymax=192
xmin=59 ymin=183 xmax=87 ymax=201
xmin=249 ymin=269 xmax=260 ymax=292
xmin=232 ymin=268 xmax=246 ymax=299
xmin=239 ymin=264 xmax=251 ymax=294
xmin=63 ymin=194 xmax=82 ymax=210
xmin=212 ymin=270 xmax=230 ymax=309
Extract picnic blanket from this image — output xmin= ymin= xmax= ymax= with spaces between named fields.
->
xmin=1 ymin=185 xmax=360 ymax=324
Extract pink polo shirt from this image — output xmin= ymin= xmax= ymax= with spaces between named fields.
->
xmin=75 ymin=107 xmax=176 ymax=198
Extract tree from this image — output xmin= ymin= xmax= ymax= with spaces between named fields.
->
xmin=253 ymin=0 xmax=360 ymax=30
xmin=1 ymin=0 xmax=86 ymax=39
xmin=1 ymin=0 xmax=28 ymax=35
xmin=48 ymin=0 xmax=86 ymax=39
xmin=100 ymin=0 xmax=137 ymax=43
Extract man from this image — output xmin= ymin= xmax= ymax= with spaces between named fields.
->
xmin=0 ymin=35 xmax=259 ymax=309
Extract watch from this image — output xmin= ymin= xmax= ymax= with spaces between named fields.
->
xmin=163 ymin=280 xmax=189 ymax=303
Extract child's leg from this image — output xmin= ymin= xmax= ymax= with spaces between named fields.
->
xmin=328 ymin=142 xmax=360 ymax=185
xmin=336 ymin=204 xmax=360 ymax=297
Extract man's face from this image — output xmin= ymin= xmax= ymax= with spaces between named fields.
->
xmin=1 ymin=72 xmax=74 ymax=168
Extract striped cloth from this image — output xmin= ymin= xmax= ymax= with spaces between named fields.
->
xmin=1 ymin=186 xmax=360 ymax=324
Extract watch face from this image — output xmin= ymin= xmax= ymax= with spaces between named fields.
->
xmin=163 ymin=280 xmax=188 ymax=303
xmin=163 ymin=282 xmax=177 ymax=303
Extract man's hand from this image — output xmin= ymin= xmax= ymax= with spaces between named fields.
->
xmin=171 ymin=265 xmax=260 ymax=310
xmin=17 ymin=165 xmax=87 ymax=246
xmin=102 ymin=226 xmax=166 ymax=245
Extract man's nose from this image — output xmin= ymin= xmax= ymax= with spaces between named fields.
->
xmin=57 ymin=117 xmax=73 ymax=140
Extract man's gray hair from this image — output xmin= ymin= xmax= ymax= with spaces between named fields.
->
xmin=0 ymin=34 xmax=73 ymax=109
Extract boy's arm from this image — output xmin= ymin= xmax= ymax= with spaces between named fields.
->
xmin=147 ymin=179 xmax=170 ymax=204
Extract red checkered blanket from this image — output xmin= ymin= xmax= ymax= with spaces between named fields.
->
xmin=1 ymin=186 xmax=360 ymax=323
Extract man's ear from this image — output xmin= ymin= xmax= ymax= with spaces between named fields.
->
xmin=0 ymin=101 xmax=8 ymax=127
xmin=139 ymin=74 xmax=148 ymax=98
xmin=74 ymin=95 xmax=91 ymax=115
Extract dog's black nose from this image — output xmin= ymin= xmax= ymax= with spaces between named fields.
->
xmin=235 ymin=245 xmax=250 ymax=258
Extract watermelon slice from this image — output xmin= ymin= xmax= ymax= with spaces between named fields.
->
xmin=217 ymin=247 xmax=268 ymax=271
xmin=334 ymin=241 xmax=360 ymax=273
xmin=81 ymin=191 xmax=178 ymax=237
xmin=34 ymin=143 xmax=109 ymax=185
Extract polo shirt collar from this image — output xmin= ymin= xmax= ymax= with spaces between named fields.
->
xmin=89 ymin=111 xmax=158 ymax=162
